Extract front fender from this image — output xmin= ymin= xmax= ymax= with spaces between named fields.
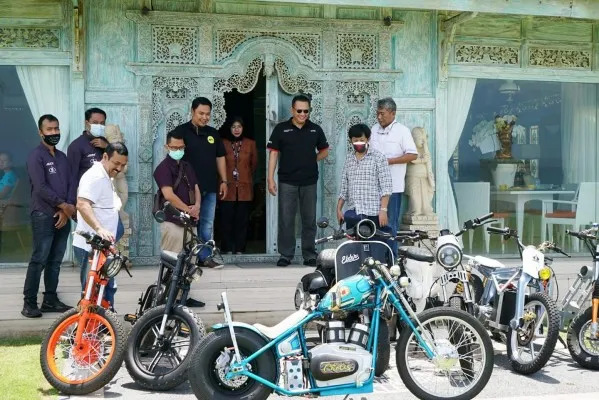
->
xmin=211 ymin=322 xmax=270 ymax=342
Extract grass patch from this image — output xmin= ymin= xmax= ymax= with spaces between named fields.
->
xmin=0 ymin=336 xmax=58 ymax=400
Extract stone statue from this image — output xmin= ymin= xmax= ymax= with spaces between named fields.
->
xmin=405 ymin=127 xmax=435 ymax=216
xmin=104 ymin=124 xmax=131 ymax=256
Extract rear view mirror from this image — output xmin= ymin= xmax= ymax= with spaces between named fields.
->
xmin=317 ymin=217 xmax=329 ymax=229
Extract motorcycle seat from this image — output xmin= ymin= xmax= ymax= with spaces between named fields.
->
xmin=160 ymin=250 xmax=178 ymax=265
xmin=254 ymin=309 xmax=309 ymax=339
xmin=316 ymin=248 xmax=336 ymax=269
xmin=398 ymin=246 xmax=434 ymax=263
xmin=472 ymin=256 xmax=505 ymax=269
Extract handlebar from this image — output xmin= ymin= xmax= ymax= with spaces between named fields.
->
xmin=73 ymin=230 xmax=114 ymax=251
xmin=164 ymin=201 xmax=192 ymax=223
xmin=454 ymin=212 xmax=498 ymax=237
xmin=567 ymin=227 xmax=598 ymax=241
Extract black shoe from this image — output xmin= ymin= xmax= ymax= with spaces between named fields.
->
xmin=185 ymin=298 xmax=206 ymax=308
xmin=203 ymin=258 xmax=224 ymax=269
xmin=303 ymin=259 xmax=316 ymax=267
xmin=40 ymin=299 xmax=72 ymax=313
xmin=277 ymin=257 xmax=291 ymax=267
xmin=21 ymin=303 xmax=42 ymax=318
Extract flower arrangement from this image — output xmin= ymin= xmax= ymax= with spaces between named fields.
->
xmin=469 ymin=115 xmax=525 ymax=156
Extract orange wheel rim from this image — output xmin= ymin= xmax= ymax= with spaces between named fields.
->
xmin=46 ymin=312 xmax=117 ymax=384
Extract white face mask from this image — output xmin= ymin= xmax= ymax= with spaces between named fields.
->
xmin=90 ymin=124 xmax=105 ymax=137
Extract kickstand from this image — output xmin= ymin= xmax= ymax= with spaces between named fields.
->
xmin=557 ymin=335 xmax=567 ymax=348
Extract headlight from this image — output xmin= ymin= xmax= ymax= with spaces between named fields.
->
xmin=103 ymin=254 xmax=125 ymax=278
xmin=538 ymin=266 xmax=552 ymax=281
xmin=436 ymin=243 xmax=462 ymax=270
xmin=186 ymin=264 xmax=203 ymax=282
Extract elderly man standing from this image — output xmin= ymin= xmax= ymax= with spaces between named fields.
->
xmin=267 ymin=94 xmax=329 ymax=267
xmin=370 ymin=98 xmax=418 ymax=256
xmin=74 ymin=142 xmax=128 ymax=312
xmin=22 ymin=115 xmax=75 ymax=318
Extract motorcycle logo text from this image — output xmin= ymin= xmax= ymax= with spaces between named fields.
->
xmin=319 ymin=361 xmax=357 ymax=374
xmin=341 ymin=254 xmax=360 ymax=264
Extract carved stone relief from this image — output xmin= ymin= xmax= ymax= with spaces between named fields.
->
xmin=529 ymin=48 xmax=591 ymax=69
xmin=454 ymin=44 xmax=519 ymax=65
xmin=336 ymin=33 xmax=378 ymax=69
xmin=274 ymin=58 xmax=323 ymax=124
xmin=0 ymin=28 xmax=60 ymax=49
xmin=152 ymin=26 xmax=199 ymax=64
xmin=152 ymin=76 xmax=200 ymax=141
xmin=215 ymin=30 xmax=321 ymax=66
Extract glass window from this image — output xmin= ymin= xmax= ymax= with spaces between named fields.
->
xmin=0 ymin=66 xmax=39 ymax=263
xmin=451 ymin=79 xmax=599 ymax=255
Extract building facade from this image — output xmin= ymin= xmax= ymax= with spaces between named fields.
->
xmin=1 ymin=0 xmax=599 ymax=265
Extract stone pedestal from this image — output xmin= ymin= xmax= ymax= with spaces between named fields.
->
xmin=400 ymin=214 xmax=440 ymax=240
xmin=117 ymin=210 xmax=131 ymax=258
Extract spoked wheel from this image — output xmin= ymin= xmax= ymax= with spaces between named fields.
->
xmin=188 ymin=328 xmax=277 ymax=400
xmin=40 ymin=308 xmax=126 ymax=395
xmin=506 ymin=292 xmax=559 ymax=375
xmin=396 ymin=308 xmax=493 ymax=400
xmin=567 ymin=307 xmax=599 ymax=370
xmin=125 ymin=305 xmax=205 ymax=390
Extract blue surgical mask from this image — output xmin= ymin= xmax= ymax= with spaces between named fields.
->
xmin=90 ymin=124 xmax=105 ymax=137
xmin=169 ymin=149 xmax=185 ymax=161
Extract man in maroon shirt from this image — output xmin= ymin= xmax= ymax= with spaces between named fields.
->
xmin=154 ymin=130 xmax=204 ymax=307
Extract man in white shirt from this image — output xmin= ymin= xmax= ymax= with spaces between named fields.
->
xmin=370 ymin=97 xmax=418 ymax=256
xmin=74 ymin=142 xmax=128 ymax=311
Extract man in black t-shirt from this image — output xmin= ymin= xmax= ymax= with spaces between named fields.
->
xmin=169 ymin=97 xmax=228 ymax=273
xmin=267 ymin=94 xmax=329 ymax=267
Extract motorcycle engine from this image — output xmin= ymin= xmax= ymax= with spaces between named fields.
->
xmin=309 ymin=343 xmax=372 ymax=388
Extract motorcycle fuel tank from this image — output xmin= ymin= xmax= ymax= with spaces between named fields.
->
xmin=317 ymin=274 xmax=373 ymax=312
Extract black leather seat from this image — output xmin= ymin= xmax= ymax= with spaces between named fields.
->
xmin=316 ymin=249 xmax=336 ymax=269
xmin=398 ymin=246 xmax=435 ymax=263
xmin=160 ymin=250 xmax=179 ymax=266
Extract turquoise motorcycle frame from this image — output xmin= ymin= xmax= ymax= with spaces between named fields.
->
xmin=211 ymin=263 xmax=436 ymax=397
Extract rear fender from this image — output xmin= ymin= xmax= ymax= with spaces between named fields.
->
xmin=211 ymin=322 xmax=270 ymax=343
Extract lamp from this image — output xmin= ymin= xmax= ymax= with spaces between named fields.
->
xmin=499 ymin=80 xmax=520 ymax=102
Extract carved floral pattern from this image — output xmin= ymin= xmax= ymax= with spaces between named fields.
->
xmin=336 ymin=33 xmax=377 ymax=69
xmin=152 ymin=26 xmax=198 ymax=64
xmin=454 ymin=44 xmax=519 ymax=65
xmin=152 ymin=77 xmax=199 ymax=141
xmin=166 ymin=112 xmax=185 ymax=133
xmin=0 ymin=28 xmax=60 ymax=48
xmin=274 ymin=58 xmax=323 ymax=124
xmin=215 ymin=30 xmax=321 ymax=66
xmin=529 ymin=48 xmax=591 ymax=69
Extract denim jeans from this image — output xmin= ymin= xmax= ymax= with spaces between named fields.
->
xmin=387 ymin=192 xmax=403 ymax=256
xmin=74 ymin=216 xmax=124 ymax=309
xmin=23 ymin=211 xmax=71 ymax=305
xmin=343 ymin=209 xmax=394 ymax=264
xmin=197 ymin=192 xmax=217 ymax=262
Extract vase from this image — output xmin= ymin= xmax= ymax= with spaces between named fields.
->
xmin=491 ymin=162 xmax=518 ymax=188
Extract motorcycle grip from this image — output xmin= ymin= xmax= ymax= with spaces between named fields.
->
xmin=486 ymin=226 xmax=507 ymax=235
xmin=475 ymin=213 xmax=494 ymax=224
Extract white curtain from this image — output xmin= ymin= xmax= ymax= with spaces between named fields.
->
xmin=16 ymin=66 xmax=71 ymax=152
xmin=561 ymin=83 xmax=597 ymax=184
xmin=446 ymin=78 xmax=477 ymax=233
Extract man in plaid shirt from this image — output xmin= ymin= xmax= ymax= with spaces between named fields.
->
xmin=337 ymin=123 xmax=393 ymax=233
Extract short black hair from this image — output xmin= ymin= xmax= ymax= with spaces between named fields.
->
xmin=105 ymin=142 xmax=128 ymax=158
xmin=38 ymin=114 xmax=59 ymax=130
xmin=85 ymin=107 xmax=107 ymax=121
xmin=292 ymin=94 xmax=311 ymax=108
xmin=191 ymin=97 xmax=212 ymax=111
xmin=166 ymin=130 xmax=185 ymax=144
xmin=348 ymin=123 xmax=371 ymax=140
xmin=230 ymin=116 xmax=244 ymax=127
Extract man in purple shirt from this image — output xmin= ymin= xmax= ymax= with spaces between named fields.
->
xmin=22 ymin=114 xmax=75 ymax=318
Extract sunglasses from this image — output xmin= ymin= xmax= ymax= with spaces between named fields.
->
xmin=294 ymin=109 xmax=310 ymax=114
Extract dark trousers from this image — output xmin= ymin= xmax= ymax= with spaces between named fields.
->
xmin=23 ymin=211 xmax=71 ymax=305
xmin=278 ymin=182 xmax=317 ymax=261
xmin=219 ymin=200 xmax=250 ymax=253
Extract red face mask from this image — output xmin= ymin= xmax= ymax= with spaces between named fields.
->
xmin=352 ymin=141 xmax=368 ymax=154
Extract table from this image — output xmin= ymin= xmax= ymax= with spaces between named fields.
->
xmin=491 ymin=190 xmax=576 ymax=237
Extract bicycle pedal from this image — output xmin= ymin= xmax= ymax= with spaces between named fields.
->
xmin=124 ymin=314 xmax=137 ymax=323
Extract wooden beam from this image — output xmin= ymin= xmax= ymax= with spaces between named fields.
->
xmin=253 ymin=0 xmax=599 ymax=20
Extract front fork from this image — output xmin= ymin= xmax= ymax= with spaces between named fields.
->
xmin=591 ymin=280 xmax=599 ymax=336
xmin=511 ymin=273 xmax=533 ymax=330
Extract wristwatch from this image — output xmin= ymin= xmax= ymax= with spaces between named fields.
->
xmin=380 ymin=207 xmax=388 ymax=212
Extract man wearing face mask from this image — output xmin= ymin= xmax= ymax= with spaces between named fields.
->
xmin=22 ymin=114 xmax=75 ymax=318
xmin=74 ymin=142 xmax=128 ymax=312
xmin=337 ymin=124 xmax=393 ymax=236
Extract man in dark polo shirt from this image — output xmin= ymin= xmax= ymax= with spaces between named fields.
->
xmin=267 ymin=94 xmax=329 ymax=267
xmin=154 ymin=129 xmax=205 ymax=306
xmin=170 ymin=97 xmax=227 ymax=269
xmin=22 ymin=114 xmax=75 ymax=318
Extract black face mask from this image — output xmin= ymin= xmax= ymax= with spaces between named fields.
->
xmin=42 ymin=134 xmax=61 ymax=146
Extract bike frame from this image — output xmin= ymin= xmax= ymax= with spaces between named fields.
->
xmin=215 ymin=271 xmax=436 ymax=396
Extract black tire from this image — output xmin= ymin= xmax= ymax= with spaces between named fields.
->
xmin=567 ymin=306 xmax=599 ymax=370
xmin=138 ymin=285 xmax=158 ymax=316
xmin=188 ymin=328 xmax=277 ymax=400
xmin=40 ymin=308 xmax=126 ymax=396
xmin=125 ymin=305 xmax=206 ymax=390
xmin=375 ymin=317 xmax=390 ymax=376
xmin=449 ymin=295 xmax=466 ymax=310
xmin=469 ymin=274 xmax=484 ymax=304
xmin=396 ymin=308 xmax=493 ymax=400
xmin=506 ymin=292 xmax=560 ymax=375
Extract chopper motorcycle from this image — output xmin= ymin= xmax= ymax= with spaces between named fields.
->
xmin=187 ymin=255 xmax=494 ymax=400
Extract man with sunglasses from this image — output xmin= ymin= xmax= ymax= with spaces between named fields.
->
xmin=267 ymin=94 xmax=329 ymax=267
